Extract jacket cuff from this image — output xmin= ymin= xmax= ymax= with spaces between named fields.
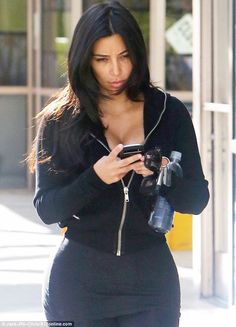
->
xmin=87 ymin=166 xmax=112 ymax=190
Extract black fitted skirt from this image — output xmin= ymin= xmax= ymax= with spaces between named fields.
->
xmin=42 ymin=236 xmax=180 ymax=324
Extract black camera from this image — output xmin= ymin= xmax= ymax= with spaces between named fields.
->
xmin=139 ymin=147 xmax=162 ymax=195
xmin=143 ymin=147 xmax=162 ymax=173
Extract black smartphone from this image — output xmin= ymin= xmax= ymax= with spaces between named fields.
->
xmin=118 ymin=143 xmax=144 ymax=159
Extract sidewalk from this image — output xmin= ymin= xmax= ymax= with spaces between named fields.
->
xmin=0 ymin=189 xmax=235 ymax=326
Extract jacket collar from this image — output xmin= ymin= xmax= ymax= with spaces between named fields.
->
xmin=143 ymin=87 xmax=167 ymax=138
xmin=89 ymin=87 xmax=167 ymax=145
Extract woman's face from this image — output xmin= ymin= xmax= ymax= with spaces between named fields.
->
xmin=91 ymin=34 xmax=133 ymax=95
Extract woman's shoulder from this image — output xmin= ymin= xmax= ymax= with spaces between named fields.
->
xmin=38 ymin=102 xmax=76 ymax=135
xmin=37 ymin=111 xmax=58 ymax=139
xmin=166 ymin=93 xmax=187 ymax=109
xmin=164 ymin=95 xmax=196 ymax=139
xmin=145 ymin=86 xmax=166 ymax=103
xmin=145 ymin=87 xmax=185 ymax=108
xmin=145 ymin=87 xmax=191 ymax=118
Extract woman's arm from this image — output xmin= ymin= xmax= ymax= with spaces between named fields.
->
xmin=34 ymin=118 xmax=142 ymax=225
xmin=161 ymin=97 xmax=209 ymax=214
xmin=33 ymin=118 xmax=111 ymax=225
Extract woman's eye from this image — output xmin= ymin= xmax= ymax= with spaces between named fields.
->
xmin=121 ymin=53 xmax=130 ymax=59
xmin=95 ymin=58 xmax=108 ymax=62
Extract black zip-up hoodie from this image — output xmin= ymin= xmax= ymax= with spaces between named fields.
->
xmin=34 ymin=88 xmax=209 ymax=255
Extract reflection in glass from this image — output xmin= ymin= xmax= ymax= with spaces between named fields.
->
xmin=82 ymin=0 xmax=149 ymax=52
xmin=166 ymin=0 xmax=192 ymax=91
xmin=0 ymin=96 xmax=26 ymax=188
xmin=0 ymin=0 xmax=27 ymax=86
xmin=41 ymin=0 xmax=71 ymax=88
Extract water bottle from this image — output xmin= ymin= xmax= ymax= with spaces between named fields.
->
xmin=148 ymin=195 xmax=174 ymax=233
xmin=147 ymin=151 xmax=182 ymax=233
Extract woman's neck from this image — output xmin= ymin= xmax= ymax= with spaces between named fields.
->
xmin=99 ymin=92 xmax=143 ymax=117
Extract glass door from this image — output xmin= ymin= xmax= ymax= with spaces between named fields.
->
xmin=232 ymin=0 xmax=236 ymax=305
xmin=41 ymin=0 xmax=71 ymax=89
xmin=0 ymin=0 xmax=80 ymax=188
xmin=0 ymin=0 xmax=27 ymax=188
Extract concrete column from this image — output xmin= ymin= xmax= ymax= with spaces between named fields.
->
xmin=149 ymin=0 xmax=166 ymax=88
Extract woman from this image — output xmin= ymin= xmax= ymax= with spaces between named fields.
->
xmin=30 ymin=1 xmax=209 ymax=326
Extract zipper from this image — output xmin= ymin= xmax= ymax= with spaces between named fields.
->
xmin=90 ymin=91 xmax=167 ymax=256
xmin=115 ymin=92 xmax=167 ymax=255
xmin=90 ymin=133 xmax=135 ymax=256
xmin=116 ymin=172 xmax=135 ymax=256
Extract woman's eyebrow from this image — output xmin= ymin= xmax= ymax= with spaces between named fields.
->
xmin=93 ymin=49 xmax=128 ymax=57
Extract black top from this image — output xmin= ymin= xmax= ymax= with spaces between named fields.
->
xmin=34 ymin=87 xmax=209 ymax=256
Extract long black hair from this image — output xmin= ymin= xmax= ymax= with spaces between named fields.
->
xmin=29 ymin=0 xmax=153 ymax=172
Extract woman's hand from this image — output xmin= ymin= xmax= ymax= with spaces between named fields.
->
xmin=93 ymin=144 xmax=143 ymax=184
xmin=132 ymin=156 xmax=154 ymax=177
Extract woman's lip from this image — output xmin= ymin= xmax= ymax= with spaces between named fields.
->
xmin=109 ymin=80 xmax=125 ymax=88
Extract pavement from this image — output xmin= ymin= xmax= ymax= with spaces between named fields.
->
xmin=0 ymin=189 xmax=235 ymax=326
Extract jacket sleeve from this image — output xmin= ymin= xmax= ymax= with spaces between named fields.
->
xmin=33 ymin=118 xmax=110 ymax=225
xmin=161 ymin=97 xmax=209 ymax=214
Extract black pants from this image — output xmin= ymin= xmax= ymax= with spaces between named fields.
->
xmin=43 ymin=238 xmax=180 ymax=327
xmin=46 ymin=307 xmax=180 ymax=327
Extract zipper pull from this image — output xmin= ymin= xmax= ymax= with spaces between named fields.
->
xmin=123 ymin=186 xmax=129 ymax=202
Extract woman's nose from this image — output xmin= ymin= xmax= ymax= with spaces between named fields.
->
xmin=110 ymin=60 xmax=120 ymax=76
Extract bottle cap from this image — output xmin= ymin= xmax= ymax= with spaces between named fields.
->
xmin=170 ymin=151 xmax=182 ymax=161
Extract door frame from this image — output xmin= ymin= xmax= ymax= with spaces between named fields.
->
xmin=199 ymin=0 xmax=235 ymax=306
